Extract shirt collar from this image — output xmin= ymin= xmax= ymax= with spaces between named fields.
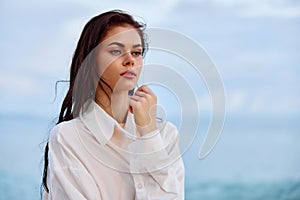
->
xmin=79 ymin=99 xmax=136 ymax=145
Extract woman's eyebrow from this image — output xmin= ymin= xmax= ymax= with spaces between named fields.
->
xmin=108 ymin=42 xmax=124 ymax=47
xmin=108 ymin=42 xmax=142 ymax=48
xmin=132 ymin=44 xmax=142 ymax=48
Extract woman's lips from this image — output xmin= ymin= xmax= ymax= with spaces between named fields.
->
xmin=120 ymin=70 xmax=136 ymax=79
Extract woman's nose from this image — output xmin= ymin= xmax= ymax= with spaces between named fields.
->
xmin=122 ymin=52 xmax=135 ymax=67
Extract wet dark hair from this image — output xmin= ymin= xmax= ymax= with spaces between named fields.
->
xmin=42 ymin=10 xmax=147 ymax=193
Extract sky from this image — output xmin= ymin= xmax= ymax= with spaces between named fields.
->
xmin=0 ymin=0 xmax=299 ymax=120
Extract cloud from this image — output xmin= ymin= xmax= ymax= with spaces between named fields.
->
xmin=220 ymin=88 xmax=300 ymax=115
xmin=187 ymin=0 xmax=300 ymax=19
xmin=1 ymin=0 xmax=299 ymax=117
xmin=226 ymin=90 xmax=247 ymax=112
xmin=237 ymin=1 xmax=300 ymax=19
xmin=0 ymin=71 xmax=43 ymax=97
xmin=47 ymin=0 xmax=181 ymax=26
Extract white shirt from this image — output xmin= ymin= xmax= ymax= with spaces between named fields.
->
xmin=44 ymin=99 xmax=185 ymax=200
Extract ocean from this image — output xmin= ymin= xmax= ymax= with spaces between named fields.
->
xmin=0 ymin=114 xmax=299 ymax=200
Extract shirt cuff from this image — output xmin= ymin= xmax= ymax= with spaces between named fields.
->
xmin=128 ymin=129 xmax=170 ymax=173
xmin=128 ymin=129 xmax=165 ymax=154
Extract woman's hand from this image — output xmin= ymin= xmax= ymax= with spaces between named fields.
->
xmin=129 ymin=85 xmax=157 ymax=136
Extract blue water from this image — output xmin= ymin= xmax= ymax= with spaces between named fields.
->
xmin=0 ymin=114 xmax=300 ymax=199
xmin=185 ymin=180 xmax=300 ymax=200
xmin=1 ymin=172 xmax=299 ymax=200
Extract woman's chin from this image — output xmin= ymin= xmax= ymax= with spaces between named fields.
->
xmin=113 ymin=79 xmax=137 ymax=92
xmin=114 ymin=84 xmax=136 ymax=93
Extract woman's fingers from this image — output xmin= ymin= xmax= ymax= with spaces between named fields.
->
xmin=134 ymin=91 xmax=150 ymax=98
xmin=137 ymin=85 xmax=156 ymax=97
xmin=130 ymin=91 xmax=151 ymax=105
xmin=129 ymin=86 xmax=155 ymax=108
xmin=128 ymin=85 xmax=157 ymax=136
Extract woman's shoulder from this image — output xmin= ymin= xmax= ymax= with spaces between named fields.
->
xmin=50 ymin=119 xmax=77 ymax=133
xmin=49 ymin=119 xmax=80 ymax=145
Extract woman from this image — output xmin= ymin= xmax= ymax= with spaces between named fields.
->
xmin=43 ymin=10 xmax=185 ymax=199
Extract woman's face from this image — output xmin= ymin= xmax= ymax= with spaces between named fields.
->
xmin=95 ymin=25 xmax=143 ymax=92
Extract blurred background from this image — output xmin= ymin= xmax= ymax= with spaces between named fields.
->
xmin=0 ymin=0 xmax=299 ymax=199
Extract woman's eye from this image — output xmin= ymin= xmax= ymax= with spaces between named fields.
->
xmin=110 ymin=49 xmax=122 ymax=55
xmin=132 ymin=51 xmax=142 ymax=56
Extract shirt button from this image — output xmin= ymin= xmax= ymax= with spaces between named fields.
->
xmin=137 ymin=183 xmax=143 ymax=189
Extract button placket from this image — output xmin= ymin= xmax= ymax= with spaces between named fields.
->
xmin=133 ymin=174 xmax=147 ymax=199
xmin=137 ymin=182 xmax=144 ymax=189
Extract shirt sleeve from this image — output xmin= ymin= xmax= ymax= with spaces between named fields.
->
xmin=128 ymin=122 xmax=185 ymax=199
xmin=45 ymin=125 xmax=101 ymax=200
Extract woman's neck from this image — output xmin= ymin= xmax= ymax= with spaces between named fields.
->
xmin=95 ymin=89 xmax=129 ymax=124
